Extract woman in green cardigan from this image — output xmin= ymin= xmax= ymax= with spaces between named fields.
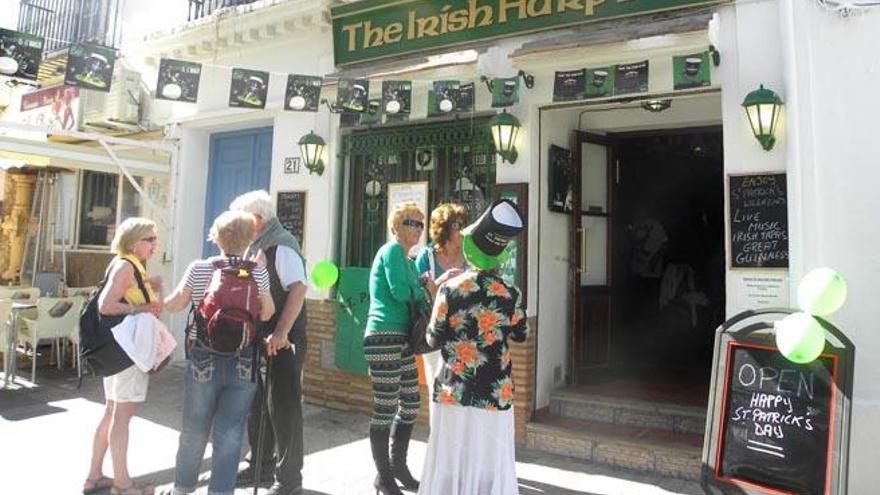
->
xmin=365 ymin=201 xmax=432 ymax=495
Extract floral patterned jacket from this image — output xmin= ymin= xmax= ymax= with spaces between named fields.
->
xmin=426 ymin=270 xmax=529 ymax=410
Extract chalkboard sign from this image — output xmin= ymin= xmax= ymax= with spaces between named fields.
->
xmin=729 ymin=173 xmax=789 ymax=268
xmin=716 ymin=342 xmax=837 ymax=495
xmin=277 ymin=190 xmax=306 ymax=248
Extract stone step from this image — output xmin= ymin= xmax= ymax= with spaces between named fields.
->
xmin=525 ymin=414 xmax=704 ymax=481
xmin=550 ymin=389 xmax=708 ymax=435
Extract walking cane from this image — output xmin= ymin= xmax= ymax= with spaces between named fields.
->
xmin=253 ymin=348 xmax=273 ymax=495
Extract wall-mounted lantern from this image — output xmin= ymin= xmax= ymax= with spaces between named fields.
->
xmin=641 ymin=99 xmax=672 ymax=113
xmin=488 ymin=110 xmax=521 ymax=164
xmin=298 ymin=130 xmax=326 ymax=176
xmin=742 ymin=84 xmax=783 ymax=151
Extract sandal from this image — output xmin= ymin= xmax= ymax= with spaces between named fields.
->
xmin=110 ymin=484 xmax=155 ymax=495
xmin=83 ymin=476 xmax=114 ymax=494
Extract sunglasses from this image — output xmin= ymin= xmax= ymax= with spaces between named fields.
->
xmin=140 ymin=236 xmax=158 ymax=243
xmin=402 ymin=219 xmax=424 ymax=229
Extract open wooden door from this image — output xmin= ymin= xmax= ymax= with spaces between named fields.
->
xmin=569 ymin=131 xmax=616 ymax=383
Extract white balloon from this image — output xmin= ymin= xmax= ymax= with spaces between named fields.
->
xmin=798 ymin=267 xmax=847 ymax=316
xmin=775 ymin=312 xmax=826 ymax=364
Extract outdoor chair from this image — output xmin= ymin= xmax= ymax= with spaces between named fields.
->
xmin=66 ymin=286 xmax=98 ymax=298
xmin=16 ymin=297 xmax=84 ymax=384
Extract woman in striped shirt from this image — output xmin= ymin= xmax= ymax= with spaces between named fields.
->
xmin=163 ymin=210 xmax=274 ymax=495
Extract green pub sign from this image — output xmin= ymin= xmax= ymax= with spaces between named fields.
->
xmin=331 ymin=0 xmax=721 ymax=66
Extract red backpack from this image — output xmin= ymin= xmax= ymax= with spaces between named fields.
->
xmin=192 ymin=259 xmax=261 ymax=354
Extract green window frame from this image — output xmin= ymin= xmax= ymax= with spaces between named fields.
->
xmin=340 ymin=117 xmax=498 ymax=268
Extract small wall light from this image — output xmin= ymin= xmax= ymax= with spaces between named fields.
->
xmin=641 ymin=99 xmax=672 ymax=112
xmin=488 ymin=110 xmax=521 ymax=164
xmin=298 ymin=130 xmax=326 ymax=176
xmin=742 ymin=84 xmax=783 ymax=151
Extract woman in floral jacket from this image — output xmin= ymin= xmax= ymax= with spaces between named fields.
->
xmin=419 ymin=199 xmax=528 ymax=495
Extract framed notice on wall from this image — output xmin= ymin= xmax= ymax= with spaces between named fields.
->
xmin=387 ymin=181 xmax=428 ymax=257
xmin=493 ymin=183 xmax=529 ymax=307
xmin=276 ymin=190 xmax=307 ymax=249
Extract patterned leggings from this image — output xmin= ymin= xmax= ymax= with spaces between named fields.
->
xmin=364 ymin=333 xmax=420 ymax=428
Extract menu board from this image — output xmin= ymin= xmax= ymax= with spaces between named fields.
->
xmin=716 ymin=342 xmax=836 ymax=495
xmin=729 ymin=173 xmax=789 ymax=268
xmin=277 ymin=190 xmax=306 ymax=248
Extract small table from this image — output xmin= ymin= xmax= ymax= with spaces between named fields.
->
xmin=3 ymin=301 xmax=37 ymax=388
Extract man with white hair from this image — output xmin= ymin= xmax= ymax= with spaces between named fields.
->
xmin=230 ymin=190 xmax=307 ymax=495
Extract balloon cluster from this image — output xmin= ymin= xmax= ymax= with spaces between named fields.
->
xmin=775 ymin=268 xmax=847 ymax=364
xmin=310 ymin=260 xmax=339 ymax=289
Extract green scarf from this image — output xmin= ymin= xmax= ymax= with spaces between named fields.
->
xmin=247 ymin=217 xmax=305 ymax=264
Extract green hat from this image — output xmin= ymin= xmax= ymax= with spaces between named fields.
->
xmin=461 ymin=199 xmax=525 ymax=270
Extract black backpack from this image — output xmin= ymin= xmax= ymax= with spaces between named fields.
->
xmin=79 ymin=258 xmax=151 ymax=377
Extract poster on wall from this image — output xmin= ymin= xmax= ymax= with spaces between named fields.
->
xmin=457 ymin=82 xmax=475 ymax=112
xmin=228 ymin=68 xmax=269 ymax=109
xmin=382 ymin=80 xmax=412 ymax=119
xmin=156 ymin=58 xmax=201 ymax=103
xmin=0 ymin=28 xmax=43 ymax=80
xmin=553 ymin=69 xmax=586 ymax=102
xmin=387 ymin=181 xmax=429 ymax=257
xmin=19 ymin=85 xmax=79 ymax=131
xmin=673 ymin=51 xmax=711 ymax=90
xmin=614 ymin=61 xmax=649 ymax=95
xmin=491 ymin=76 xmax=520 ymax=108
xmin=428 ymin=80 xmax=460 ymax=116
xmin=284 ymin=74 xmax=323 ymax=111
xmin=337 ymin=78 xmax=370 ymax=112
xmin=548 ymin=145 xmax=573 ymax=213
xmin=359 ymin=98 xmax=382 ymax=125
xmin=64 ymin=43 xmax=116 ymax=92
xmin=584 ymin=66 xmax=614 ymax=98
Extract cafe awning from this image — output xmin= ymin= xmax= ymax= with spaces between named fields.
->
xmin=0 ymin=121 xmax=177 ymax=228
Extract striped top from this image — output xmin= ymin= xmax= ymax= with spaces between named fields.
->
xmin=183 ymin=256 xmax=271 ymax=304
xmin=182 ymin=256 xmax=271 ymax=342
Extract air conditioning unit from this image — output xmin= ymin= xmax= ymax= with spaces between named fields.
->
xmin=79 ymin=66 xmax=142 ymax=130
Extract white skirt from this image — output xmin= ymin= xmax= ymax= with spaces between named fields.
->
xmin=418 ymin=404 xmax=519 ymax=495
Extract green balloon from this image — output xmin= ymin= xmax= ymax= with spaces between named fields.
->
xmin=798 ymin=267 xmax=847 ymax=316
xmin=310 ymin=260 xmax=339 ymax=289
xmin=775 ymin=312 xmax=826 ymax=364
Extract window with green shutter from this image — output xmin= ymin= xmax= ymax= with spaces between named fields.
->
xmin=340 ymin=116 xmax=498 ymax=268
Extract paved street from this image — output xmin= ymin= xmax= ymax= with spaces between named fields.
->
xmin=0 ymin=365 xmax=702 ymax=495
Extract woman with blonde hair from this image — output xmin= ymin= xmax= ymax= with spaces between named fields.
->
xmin=414 ymin=204 xmax=466 ymax=420
xmin=365 ymin=201 xmax=429 ymax=495
xmin=84 ymin=217 xmax=163 ymax=495
xmin=162 ymin=210 xmax=274 ymax=495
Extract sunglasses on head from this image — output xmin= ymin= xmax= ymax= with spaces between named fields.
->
xmin=141 ymin=236 xmax=158 ymax=243
xmin=402 ymin=219 xmax=424 ymax=229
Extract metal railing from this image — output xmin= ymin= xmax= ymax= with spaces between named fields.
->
xmin=187 ymin=0 xmax=261 ymax=21
xmin=17 ymin=0 xmax=122 ymax=53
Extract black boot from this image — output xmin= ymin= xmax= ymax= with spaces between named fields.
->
xmin=390 ymin=422 xmax=419 ymax=491
xmin=370 ymin=425 xmax=403 ymax=495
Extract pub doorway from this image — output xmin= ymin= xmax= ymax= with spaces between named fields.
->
xmin=571 ymin=127 xmax=725 ymax=404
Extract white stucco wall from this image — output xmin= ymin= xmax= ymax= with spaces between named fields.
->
xmin=775 ymin=1 xmax=880 ymax=491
